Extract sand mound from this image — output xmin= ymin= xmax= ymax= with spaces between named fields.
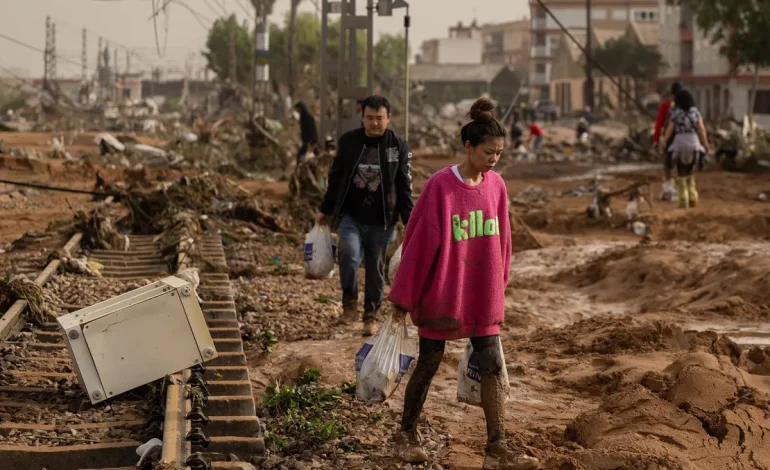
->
xmin=655 ymin=211 xmax=770 ymax=243
xmin=524 ymin=317 xmax=690 ymax=356
xmin=552 ymin=243 xmax=770 ymax=315
xmin=564 ymin=353 xmax=770 ymax=469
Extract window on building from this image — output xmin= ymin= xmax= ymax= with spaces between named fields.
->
xmin=536 ymin=63 xmax=546 ymax=74
xmin=122 ymin=88 xmax=131 ymax=99
xmin=533 ymin=5 xmax=545 ymax=19
xmin=535 ymin=32 xmax=546 ymax=46
xmin=753 ymin=90 xmax=770 ymax=114
xmin=633 ymin=10 xmax=658 ymax=22
xmin=680 ymin=40 xmax=693 ymax=73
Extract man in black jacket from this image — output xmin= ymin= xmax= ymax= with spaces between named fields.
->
xmin=317 ymin=95 xmax=414 ymax=336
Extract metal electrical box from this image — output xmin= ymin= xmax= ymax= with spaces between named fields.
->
xmin=57 ymin=276 xmax=218 ymax=404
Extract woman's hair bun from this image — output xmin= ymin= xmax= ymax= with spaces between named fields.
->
xmin=469 ymin=97 xmax=496 ymax=121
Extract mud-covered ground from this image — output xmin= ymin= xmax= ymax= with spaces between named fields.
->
xmin=2 ymin=126 xmax=770 ymax=469
xmin=231 ymin=138 xmax=770 ymax=469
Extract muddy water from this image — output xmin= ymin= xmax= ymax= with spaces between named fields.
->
xmin=554 ymin=162 xmax=661 ymax=182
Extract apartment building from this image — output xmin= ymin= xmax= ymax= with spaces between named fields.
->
xmin=529 ymin=0 xmax=659 ymax=99
xmin=480 ymin=19 xmax=531 ymax=68
xmin=659 ymin=1 xmax=770 ymax=121
xmin=418 ymin=21 xmax=482 ymax=65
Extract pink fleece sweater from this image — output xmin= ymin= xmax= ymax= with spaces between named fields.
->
xmin=388 ymin=167 xmax=512 ymax=340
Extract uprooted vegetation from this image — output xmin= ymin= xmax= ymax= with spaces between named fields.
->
xmin=258 ymin=368 xmax=354 ymax=458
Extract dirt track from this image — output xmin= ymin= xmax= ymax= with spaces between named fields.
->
xmin=2 ymin=128 xmax=770 ymax=469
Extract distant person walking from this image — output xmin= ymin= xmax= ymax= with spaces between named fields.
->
xmin=658 ymin=89 xmax=710 ymax=209
xmin=654 ymin=82 xmax=683 ymax=181
xmin=294 ymin=102 xmax=318 ymax=165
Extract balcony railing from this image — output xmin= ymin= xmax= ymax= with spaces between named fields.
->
xmin=531 ymin=45 xmax=548 ymax=57
xmin=531 ymin=72 xmax=548 ymax=85
xmin=533 ymin=17 xmax=546 ymax=30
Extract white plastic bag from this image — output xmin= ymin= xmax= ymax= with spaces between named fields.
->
xmin=457 ymin=338 xmax=510 ymax=407
xmin=387 ymin=244 xmax=403 ymax=284
xmin=355 ymin=315 xmax=417 ymax=403
xmin=303 ymin=224 xmax=337 ymax=279
xmin=660 ymin=179 xmax=679 ymax=202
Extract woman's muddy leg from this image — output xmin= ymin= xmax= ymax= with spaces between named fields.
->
xmin=401 ymin=337 xmax=445 ymax=431
xmin=471 ymin=336 xmax=506 ymax=443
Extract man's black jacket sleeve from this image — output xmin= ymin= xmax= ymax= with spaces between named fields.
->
xmin=395 ymin=138 xmax=414 ymax=225
xmin=320 ymin=136 xmax=346 ymax=216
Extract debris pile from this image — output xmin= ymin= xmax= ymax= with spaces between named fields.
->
xmin=0 ymin=274 xmax=50 ymax=322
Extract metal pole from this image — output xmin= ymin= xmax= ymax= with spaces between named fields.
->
xmin=81 ymin=28 xmax=87 ymax=82
xmin=366 ymin=0 xmax=374 ymax=95
xmin=253 ymin=0 xmax=259 ymax=111
xmin=320 ymin=0 xmax=329 ymax=139
xmin=584 ymin=0 xmax=594 ymax=110
xmin=404 ymin=6 xmax=410 ymax=142
xmin=50 ymin=22 xmax=57 ymax=82
xmin=43 ymin=17 xmax=50 ymax=89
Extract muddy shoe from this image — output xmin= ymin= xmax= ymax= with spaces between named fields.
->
xmin=394 ymin=429 xmax=428 ymax=464
xmin=483 ymin=440 xmax=540 ymax=470
xmin=362 ymin=319 xmax=377 ymax=337
xmin=338 ymin=302 xmax=359 ymax=324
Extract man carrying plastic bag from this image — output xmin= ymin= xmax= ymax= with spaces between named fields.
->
xmin=355 ymin=309 xmax=416 ymax=403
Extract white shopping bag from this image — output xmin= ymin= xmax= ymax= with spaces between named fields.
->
xmin=387 ymin=243 xmax=402 ymax=285
xmin=457 ymin=338 xmax=510 ymax=407
xmin=303 ymin=224 xmax=337 ymax=279
xmin=355 ymin=314 xmax=417 ymax=403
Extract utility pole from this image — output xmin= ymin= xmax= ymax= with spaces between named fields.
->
xmin=43 ymin=17 xmax=50 ymax=89
xmin=81 ymin=28 xmax=87 ymax=82
xmin=253 ymin=0 xmax=269 ymax=116
xmin=584 ymin=0 xmax=594 ymax=110
xmin=114 ymin=47 xmax=118 ymax=100
xmin=403 ymin=4 xmax=411 ymax=143
xmin=50 ymin=21 xmax=57 ymax=83
xmin=126 ymin=50 xmax=131 ymax=76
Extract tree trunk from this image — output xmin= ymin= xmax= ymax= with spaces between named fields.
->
xmin=287 ymin=0 xmax=301 ymax=99
xmin=749 ymin=64 xmax=760 ymax=141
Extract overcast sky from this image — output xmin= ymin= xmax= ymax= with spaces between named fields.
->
xmin=0 ymin=0 xmax=529 ymax=79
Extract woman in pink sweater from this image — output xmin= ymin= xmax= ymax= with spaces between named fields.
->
xmin=388 ymin=98 xmax=538 ymax=470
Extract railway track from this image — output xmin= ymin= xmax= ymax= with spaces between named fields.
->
xmin=0 ymin=233 xmax=263 ymax=470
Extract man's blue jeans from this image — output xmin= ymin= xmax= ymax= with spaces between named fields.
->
xmin=338 ymin=215 xmax=395 ymax=320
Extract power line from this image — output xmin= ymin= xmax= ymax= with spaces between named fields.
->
xmin=233 ymin=0 xmax=252 ymax=17
xmin=201 ymin=0 xmax=227 ymax=17
xmin=150 ymin=0 xmax=170 ymax=57
xmin=172 ymin=0 xmax=215 ymax=29
xmin=0 ymin=61 xmax=38 ymax=88
xmin=53 ymin=19 xmax=160 ymax=69
xmin=533 ymin=0 xmax=656 ymax=119
xmin=0 ymin=32 xmax=83 ymax=69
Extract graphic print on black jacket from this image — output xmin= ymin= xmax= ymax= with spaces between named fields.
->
xmin=320 ymin=127 xmax=414 ymax=228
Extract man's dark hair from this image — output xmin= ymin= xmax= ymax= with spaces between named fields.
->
xmin=671 ymin=82 xmax=683 ymax=96
xmin=360 ymin=95 xmax=391 ymax=115
xmin=674 ymin=88 xmax=695 ymax=111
